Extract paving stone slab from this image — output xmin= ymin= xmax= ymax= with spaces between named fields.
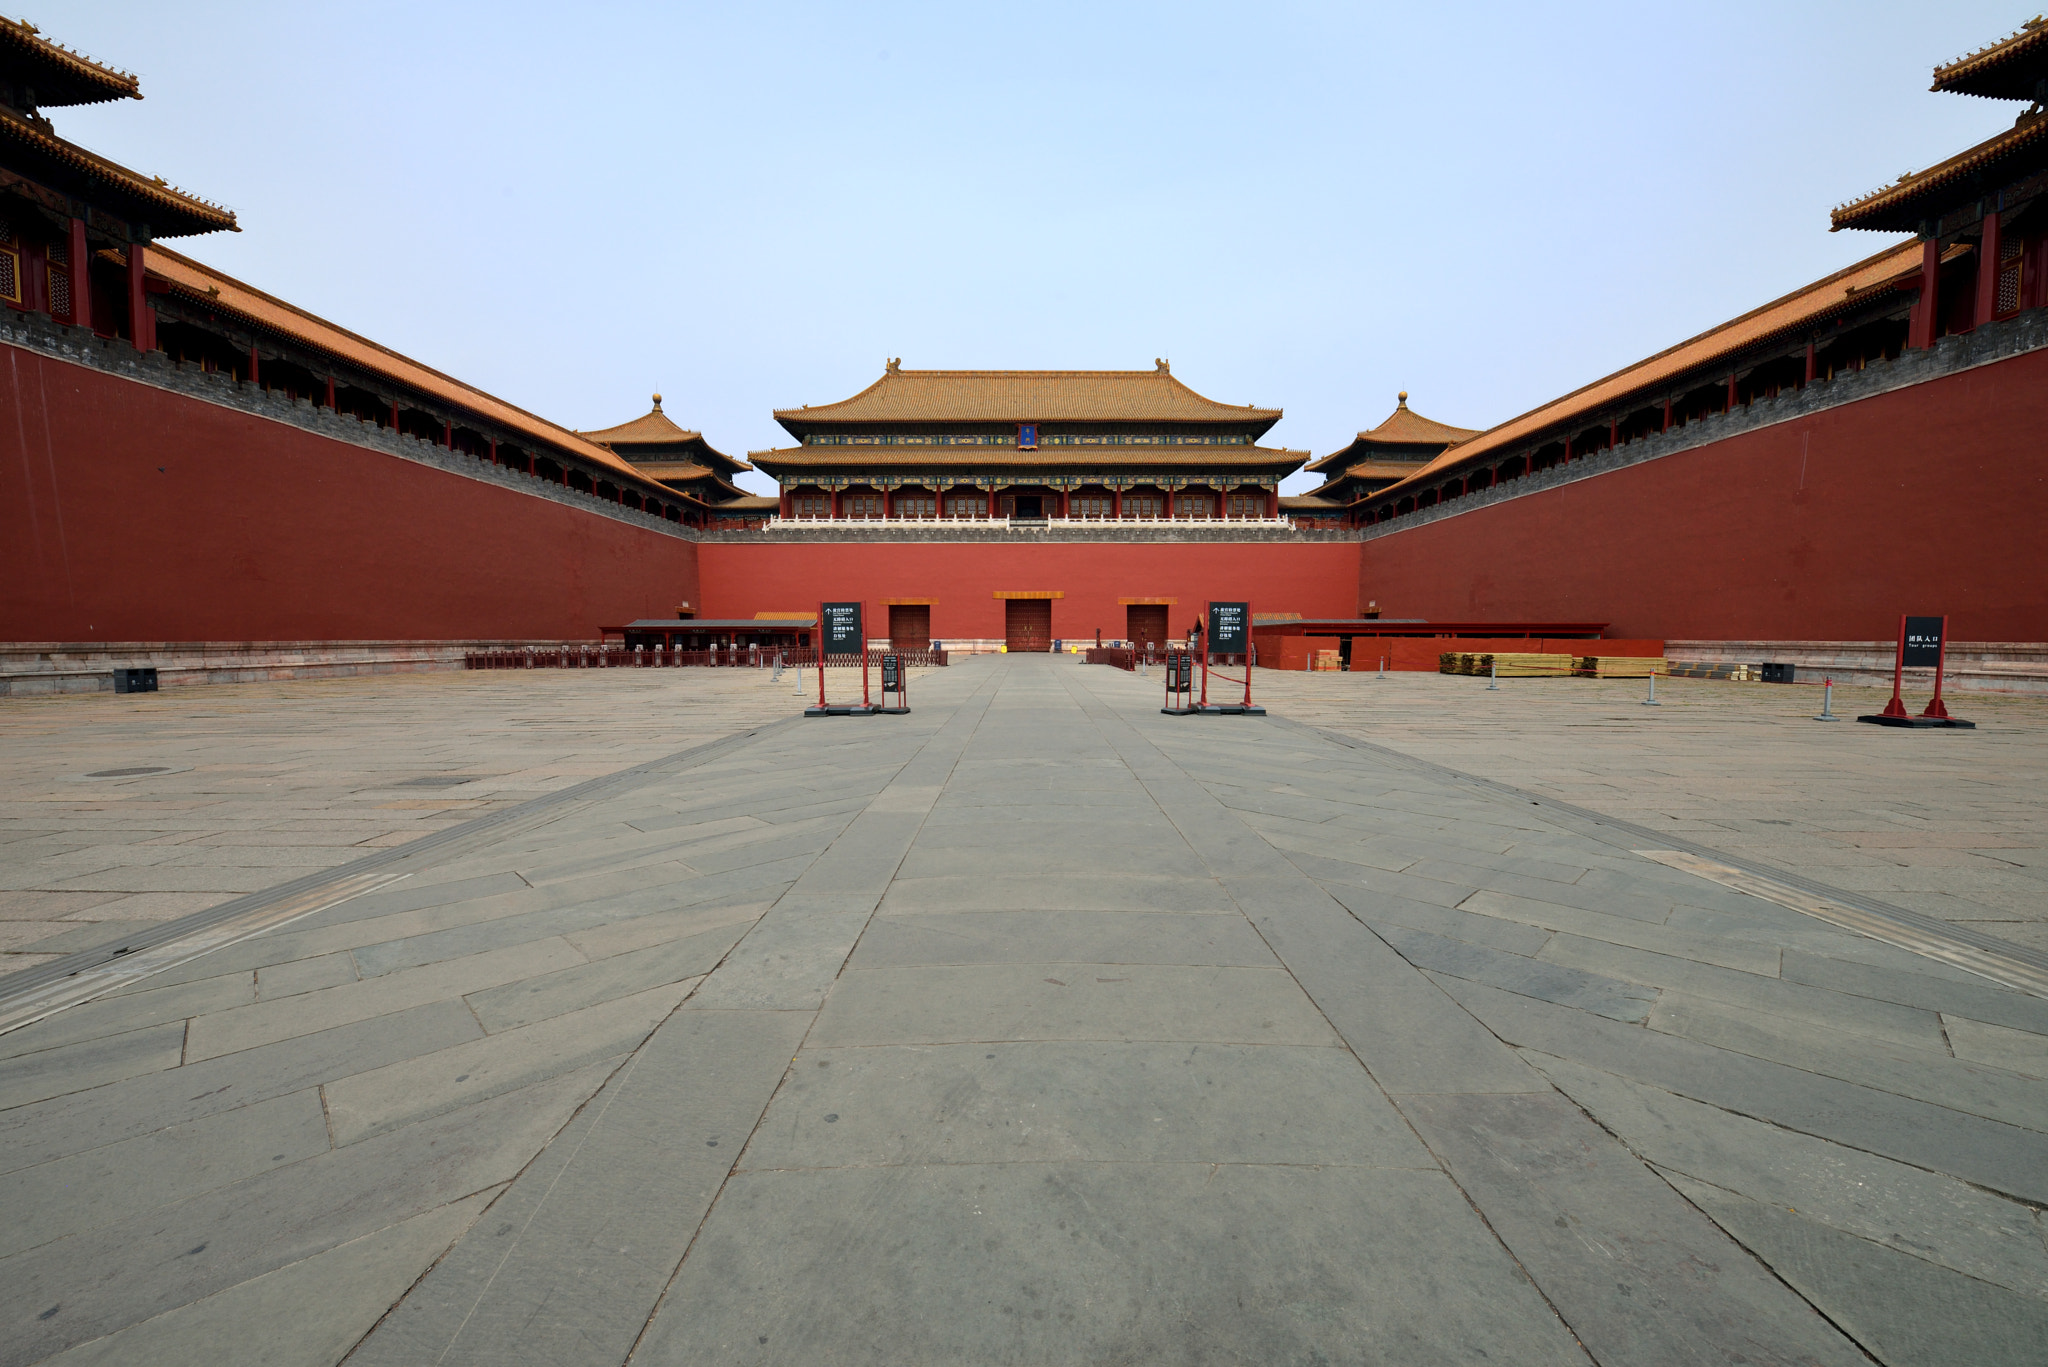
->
xmin=0 ymin=971 xmax=253 ymax=1061
xmin=1436 ymin=972 xmax=2048 ymax=1204
xmin=1526 ymin=1051 xmax=2048 ymax=1298
xmin=32 ymin=1190 xmax=494 ymax=1367
xmin=0 ymin=1066 xmax=604 ymax=1366
xmin=743 ymin=1040 xmax=1433 ymax=1170
xmin=0 ymin=1000 xmax=482 ymax=1172
xmin=848 ymin=910 xmax=1272 ymax=969
xmin=813 ymin=962 xmax=1338 ymax=1047
xmin=632 ymin=1162 xmax=1592 ymax=1367
xmin=0 ymin=1022 xmax=186 ymax=1111
xmin=350 ymin=1008 xmax=809 ymax=1367
xmin=1669 ymin=1174 xmax=2048 ymax=1367
xmin=1404 ymin=1090 xmax=1868 ymax=1367
xmin=0 ymin=1090 xmax=330 ymax=1261
xmin=1388 ymin=925 xmax=1660 ymax=1022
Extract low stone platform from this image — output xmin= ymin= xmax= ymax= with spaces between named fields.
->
xmin=1 ymin=655 xmax=2043 ymax=1364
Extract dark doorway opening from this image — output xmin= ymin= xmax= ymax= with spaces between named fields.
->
xmin=1126 ymin=604 xmax=1168 ymax=648
xmin=1005 ymin=598 xmax=1052 ymax=652
xmin=1013 ymin=494 xmax=1043 ymax=519
xmin=889 ymin=604 xmax=932 ymax=652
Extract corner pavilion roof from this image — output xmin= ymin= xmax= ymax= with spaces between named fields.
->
xmin=1353 ymin=240 xmax=1925 ymax=507
xmin=0 ymin=17 xmax=140 ymax=107
xmin=578 ymin=397 xmax=750 ymax=475
xmin=1305 ymin=395 xmax=1479 ymax=473
xmin=773 ymin=361 xmax=1282 ymax=440
xmin=1930 ymin=17 xmax=2048 ymax=100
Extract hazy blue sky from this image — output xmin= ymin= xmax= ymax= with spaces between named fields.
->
xmin=50 ymin=2 xmax=2028 ymax=492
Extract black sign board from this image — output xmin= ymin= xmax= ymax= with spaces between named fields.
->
xmin=1208 ymin=602 xmax=1249 ymax=654
xmin=821 ymin=602 xmax=864 ymax=656
xmin=881 ymin=654 xmax=901 ymax=689
xmin=1174 ymin=654 xmax=1193 ymax=690
xmin=1902 ymin=616 xmax=1944 ymax=668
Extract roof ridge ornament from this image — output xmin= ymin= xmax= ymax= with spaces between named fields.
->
xmin=885 ymin=357 xmax=901 ymax=372
xmin=1155 ymin=358 xmax=1170 ymax=373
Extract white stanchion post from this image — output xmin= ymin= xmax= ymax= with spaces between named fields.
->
xmin=1813 ymin=677 xmax=1840 ymax=721
xmin=1377 ymin=656 xmax=1385 ymax=680
xmin=1644 ymin=670 xmax=1661 ymax=707
xmin=1486 ymin=661 xmax=1499 ymax=692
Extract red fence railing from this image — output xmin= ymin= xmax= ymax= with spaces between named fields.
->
xmin=465 ymin=646 xmax=949 ymax=670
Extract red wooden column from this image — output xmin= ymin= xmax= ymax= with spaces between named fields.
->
xmin=1058 ymin=488 xmax=1069 ymax=519
xmin=1908 ymin=237 xmax=1941 ymax=349
xmin=66 ymin=217 xmax=90 ymax=330
xmin=987 ymin=488 xmax=999 ymax=519
xmin=1266 ymin=486 xmax=1278 ymax=519
xmin=1725 ymin=374 xmax=1738 ymax=411
xmin=487 ymin=439 xmax=498 ymax=465
xmin=1661 ymin=397 xmax=1672 ymax=432
xmin=1803 ymin=343 xmax=1816 ymax=384
xmin=325 ymin=377 xmax=337 ymax=409
xmin=779 ymin=488 xmax=792 ymax=519
xmin=1975 ymin=211 xmax=2003 ymax=328
xmin=388 ymin=400 xmax=400 ymax=430
xmin=882 ymin=488 xmax=893 ymax=519
xmin=831 ymin=488 xmax=842 ymax=519
xmin=1111 ymin=488 xmax=1123 ymax=520
xmin=126 ymin=243 xmax=153 ymax=351
xmin=1607 ymin=419 xmax=1618 ymax=449
xmin=247 ymin=346 xmax=261 ymax=386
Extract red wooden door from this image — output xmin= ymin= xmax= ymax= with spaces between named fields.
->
xmin=889 ymin=604 xmax=931 ymax=652
xmin=1005 ymin=599 xmax=1052 ymax=652
xmin=1126 ymin=605 xmax=1168 ymax=648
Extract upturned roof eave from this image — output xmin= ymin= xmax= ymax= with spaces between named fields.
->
xmin=0 ymin=108 xmax=236 ymax=236
xmin=0 ymin=20 xmax=141 ymax=106
xmin=1929 ymin=20 xmax=2048 ymax=99
xmin=1830 ymin=112 xmax=2048 ymax=232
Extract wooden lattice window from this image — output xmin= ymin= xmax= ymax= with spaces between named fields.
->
xmin=844 ymin=493 xmax=882 ymax=519
xmin=794 ymin=493 xmax=831 ymax=518
xmin=46 ymin=235 xmax=70 ymax=319
xmin=1996 ymin=233 xmax=2024 ymax=318
xmin=1226 ymin=493 xmax=1265 ymax=519
xmin=0 ymin=221 xmax=17 ymax=304
xmin=1124 ymin=493 xmax=1164 ymax=519
xmin=895 ymin=493 xmax=936 ymax=518
xmin=1174 ymin=492 xmax=1213 ymax=519
xmin=1071 ymin=494 xmax=1113 ymax=518
xmin=943 ymin=493 xmax=984 ymax=519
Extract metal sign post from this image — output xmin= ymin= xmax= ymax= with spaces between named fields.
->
xmin=878 ymin=651 xmax=910 ymax=714
xmin=808 ymin=602 xmax=880 ymax=717
xmin=1858 ymin=614 xmax=1973 ymax=728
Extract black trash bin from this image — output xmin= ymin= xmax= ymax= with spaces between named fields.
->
xmin=113 ymin=668 xmax=159 ymax=694
xmin=1760 ymin=662 xmax=1796 ymax=684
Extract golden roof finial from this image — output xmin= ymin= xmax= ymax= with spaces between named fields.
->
xmin=1397 ymin=391 xmax=1409 ymax=406
xmin=652 ymin=392 xmax=662 ymax=409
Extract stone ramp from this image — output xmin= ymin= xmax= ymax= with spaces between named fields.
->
xmin=0 ymin=653 xmax=2042 ymax=1364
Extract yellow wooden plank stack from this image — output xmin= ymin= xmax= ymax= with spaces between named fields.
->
xmin=1312 ymin=649 xmax=1342 ymax=672
xmin=1489 ymin=652 xmax=1576 ymax=677
xmin=1576 ymin=656 xmax=1667 ymax=678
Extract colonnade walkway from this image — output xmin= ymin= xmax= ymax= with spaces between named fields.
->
xmin=3 ymin=654 xmax=2045 ymax=1364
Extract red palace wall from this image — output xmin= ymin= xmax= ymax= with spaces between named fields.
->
xmin=700 ymin=540 xmax=1361 ymax=643
xmin=1359 ymin=347 xmax=2048 ymax=643
xmin=2 ymin=346 xmax=700 ymax=642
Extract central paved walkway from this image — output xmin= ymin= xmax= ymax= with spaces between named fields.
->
xmin=3 ymin=656 xmax=2044 ymax=1365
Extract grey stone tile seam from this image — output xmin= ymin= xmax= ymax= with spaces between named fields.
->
xmin=1270 ymin=715 xmax=2048 ymax=987
xmin=615 ymin=668 xmax=1005 ymax=1365
xmin=0 ymin=717 xmax=810 ymax=1017
xmin=1048 ymin=668 xmax=1608 ymax=1358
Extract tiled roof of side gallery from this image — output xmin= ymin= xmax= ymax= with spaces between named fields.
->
xmin=773 ymin=360 xmax=1282 ymax=438
xmin=577 ymin=397 xmax=751 ymax=474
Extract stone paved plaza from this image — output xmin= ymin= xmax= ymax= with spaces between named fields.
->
xmin=1 ymin=656 xmax=2045 ymax=1365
